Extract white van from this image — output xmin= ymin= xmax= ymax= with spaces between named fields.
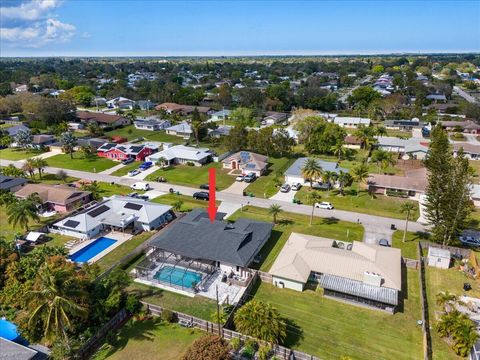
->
xmin=130 ymin=182 xmax=150 ymax=191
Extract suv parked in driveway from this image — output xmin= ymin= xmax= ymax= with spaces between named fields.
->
xmin=122 ymin=157 xmax=134 ymax=165
xmin=235 ymin=175 xmax=245 ymax=182
xmin=244 ymin=173 xmax=257 ymax=183
xmin=314 ymin=202 xmax=334 ymax=210
xmin=139 ymin=161 xmax=153 ymax=171
xmin=460 ymin=235 xmax=480 ymax=247
xmin=193 ymin=191 xmax=209 ymax=201
xmin=291 ymin=183 xmax=302 ymax=191
xmin=280 ymin=183 xmax=291 ymax=193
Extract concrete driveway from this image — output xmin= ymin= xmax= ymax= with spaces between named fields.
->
xmin=221 ymin=180 xmax=250 ymax=195
xmin=270 ymin=189 xmax=296 ymax=203
xmin=143 ymin=190 xmax=166 ymax=200
xmin=217 ymin=201 xmax=242 ymax=219
xmin=127 ymin=165 xmax=159 ymax=180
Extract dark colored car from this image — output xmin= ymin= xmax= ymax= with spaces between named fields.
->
xmin=244 ymin=172 xmax=257 ymax=183
xmin=200 ymin=184 xmax=209 ymax=190
xmin=122 ymin=157 xmax=135 ymax=165
xmin=193 ymin=191 xmax=209 ymax=201
xmin=378 ymin=239 xmax=391 ymax=247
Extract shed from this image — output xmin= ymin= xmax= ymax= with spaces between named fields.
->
xmin=427 ymin=247 xmax=450 ymax=269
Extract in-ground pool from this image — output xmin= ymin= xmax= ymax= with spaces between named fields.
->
xmin=153 ymin=266 xmax=202 ymax=289
xmin=0 ymin=318 xmax=20 ymax=341
xmin=70 ymin=237 xmax=117 ymax=263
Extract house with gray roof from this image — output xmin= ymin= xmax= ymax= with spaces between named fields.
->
xmin=0 ymin=337 xmax=48 ymax=360
xmin=146 ymin=144 xmax=212 ymax=166
xmin=333 ymin=116 xmax=371 ymax=128
xmin=376 ymin=136 xmax=430 ymax=160
xmin=0 ymin=175 xmax=27 ymax=192
xmin=134 ymin=118 xmax=171 ymax=131
xmin=165 ymin=121 xmax=193 ymax=138
xmin=5 ymin=124 xmax=30 ymax=137
xmin=284 ymin=157 xmax=348 ymax=185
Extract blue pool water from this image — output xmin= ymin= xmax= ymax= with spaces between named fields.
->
xmin=153 ymin=266 xmax=202 ymax=289
xmin=0 ymin=318 xmax=20 ymax=341
xmin=70 ymin=237 xmax=117 ymax=263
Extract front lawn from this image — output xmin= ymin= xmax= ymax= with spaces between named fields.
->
xmin=110 ymin=161 xmax=141 ymax=177
xmin=0 ymin=148 xmax=46 ymax=160
xmin=127 ymin=282 xmax=217 ymax=320
xmin=47 ymin=153 xmax=117 ymax=173
xmin=251 ymin=271 xmax=423 ymax=360
xmin=244 ymin=157 xmax=296 ymax=198
xmin=228 ymin=206 xmax=364 ymax=271
xmin=92 ymin=319 xmax=202 ymax=360
xmin=96 ymin=182 xmax=134 ymax=197
xmin=391 ymin=230 xmax=430 ymax=259
xmin=151 ymin=193 xmax=218 ymax=212
xmin=294 ymin=187 xmax=420 ymax=220
xmin=145 ymin=162 xmax=234 ymax=190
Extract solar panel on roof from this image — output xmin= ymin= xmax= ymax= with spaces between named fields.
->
xmin=87 ymin=205 xmax=110 ymax=218
xmin=64 ymin=220 xmax=80 ymax=228
xmin=124 ymin=202 xmax=143 ymax=211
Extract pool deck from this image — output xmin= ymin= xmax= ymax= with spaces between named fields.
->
xmin=69 ymin=231 xmax=133 ymax=264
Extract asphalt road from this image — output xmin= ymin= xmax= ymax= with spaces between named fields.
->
xmin=0 ymin=158 xmax=428 ymax=235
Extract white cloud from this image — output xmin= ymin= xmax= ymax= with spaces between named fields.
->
xmin=1 ymin=0 xmax=62 ymax=21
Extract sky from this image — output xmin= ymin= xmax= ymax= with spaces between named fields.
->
xmin=1 ymin=0 xmax=479 ymax=57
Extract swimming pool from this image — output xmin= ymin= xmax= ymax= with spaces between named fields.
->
xmin=70 ymin=237 xmax=117 ymax=263
xmin=0 ymin=318 xmax=20 ymax=341
xmin=153 ymin=266 xmax=202 ymax=289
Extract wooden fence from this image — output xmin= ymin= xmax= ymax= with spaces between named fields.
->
xmin=419 ymin=241 xmax=471 ymax=259
xmin=418 ymin=243 xmax=432 ymax=360
xmin=404 ymin=257 xmax=420 ymax=270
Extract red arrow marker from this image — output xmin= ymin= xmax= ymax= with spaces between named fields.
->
xmin=208 ymin=167 xmax=218 ymax=222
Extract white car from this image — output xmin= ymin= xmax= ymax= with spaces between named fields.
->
xmin=130 ymin=182 xmax=150 ymax=191
xmin=291 ymin=183 xmax=302 ymax=191
xmin=128 ymin=169 xmax=141 ymax=177
xmin=314 ymin=202 xmax=334 ymax=210
xmin=280 ymin=184 xmax=291 ymax=193
xmin=236 ymin=175 xmax=245 ymax=182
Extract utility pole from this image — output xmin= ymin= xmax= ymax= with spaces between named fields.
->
xmin=215 ymin=285 xmax=221 ymax=336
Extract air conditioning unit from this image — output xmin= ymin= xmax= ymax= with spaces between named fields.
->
xmin=363 ymin=271 xmax=383 ymax=287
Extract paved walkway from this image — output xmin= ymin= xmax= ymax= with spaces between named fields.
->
xmin=100 ymin=162 xmax=126 ymax=175
xmin=32 ymin=149 xmax=62 ymax=160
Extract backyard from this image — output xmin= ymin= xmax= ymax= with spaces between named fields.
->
xmin=145 ymin=162 xmax=235 ymax=190
xmin=46 ymin=153 xmax=118 ymax=173
xmin=0 ymin=148 xmax=47 ymax=160
xmin=228 ymin=206 xmax=364 ymax=271
xmin=250 ymin=270 xmax=423 ymax=360
xmin=104 ymin=125 xmax=183 ymax=143
xmin=92 ymin=319 xmax=202 ymax=360
xmin=0 ymin=206 xmax=60 ymax=241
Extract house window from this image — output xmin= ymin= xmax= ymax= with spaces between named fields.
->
xmin=236 ymin=266 xmax=239 ymax=272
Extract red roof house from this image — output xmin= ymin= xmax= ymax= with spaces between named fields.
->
xmin=97 ymin=143 xmax=156 ymax=162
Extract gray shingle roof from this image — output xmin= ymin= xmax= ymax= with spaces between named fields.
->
xmin=5 ymin=124 xmax=30 ymax=137
xmin=285 ymin=158 xmax=347 ymax=177
xmin=150 ymin=209 xmax=273 ymax=267
xmin=0 ymin=175 xmax=27 ymax=191
xmin=0 ymin=338 xmax=38 ymax=360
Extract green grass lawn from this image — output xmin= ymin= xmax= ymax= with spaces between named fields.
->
xmin=105 ymin=125 xmax=183 ymax=143
xmin=127 ymin=282 xmax=217 ymax=320
xmin=110 ymin=161 xmax=141 ymax=177
xmin=92 ymin=319 xmax=202 ymax=360
xmin=44 ymin=233 xmax=76 ymax=248
xmin=391 ymin=230 xmax=431 ymax=259
xmin=151 ymin=193 xmax=218 ymax=212
xmin=0 ymin=148 xmax=46 ymax=160
xmin=469 ymin=160 xmax=480 ymax=184
xmin=47 ymin=153 xmax=118 ymax=173
xmin=294 ymin=187 xmax=419 ymax=220
xmin=228 ymin=206 xmax=364 ymax=271
xmin=30 ymin=173 xmax=79 ymax=185
xmin=244 ymin=157 xmax=296 ymax=198
xmin=251 ymin=271 xmax=423 ymax=360
xmin=96 ymin=182 xmax=135 ymax=197
xmin=0 ymin=206 xmax=60 ymax=241
xmin=386 ymin=129 xmax=413 ymax=138
xmin=145 ymin=162 xmax=234 ymax=190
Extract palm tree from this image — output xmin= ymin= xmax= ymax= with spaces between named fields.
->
xmin=61 ymin=131 xmax=78 ymax=159
xmin=301 ymin=158 xmax=323 ymax=187
xmin=172 ymin=200 xmax=184 ymax=212
xmin=81 ymin=181 xmax=101 ymax=200
xmin=27 ymin=262 xmax=88 ymax=341
xmin=0 ymin=190 xmax=15 ymax=207
xmin=322 ymin=170 xmax=338 ymax=195
xmin=371 ymin=149 xmax=396 ymax=174
xmin=350 ymin=163 xmax=370 ymax=197
xmin=452 ymin=317 xmax=478 ymax=357
xmin=268 ymin=204 xmax=282 ymax=224
xmin=400 ymin=202 xmax=416 ymax=242
xmin=7 ymin=197 xmax=40 ymax=232
xmin=23 ymin=158 xmax=36 ymax=179
xmin=436 ymin=291 xmax=457 ymax=312
xmin=330 ymin=141 xmax=347 ymax=161
xmin=156 ymin=156 xmax=168 ymax=168
xmin=307 ymin=190 xmax=321 ymax=226
xmin=32 ymin=158 xmax=48 ymax=180
xmin=354 ymin=125 xmax=377 ymax=150
xmin=375 ymin=125 xmax=387 ymax=137
xmin=233 ymin=300 xmax=286 ymax=344
xmin=1 ymin=164 xmax=26 ymax=178
xmin=337 ymin=171 xmax=352 ymax=196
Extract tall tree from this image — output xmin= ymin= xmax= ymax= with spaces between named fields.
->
xmin=32 ymin=158 xmax=48 ymax=179
xmin=400 ymin=202 xmax=417 ymax=242
xmin=7 ymin=195 xmax=41 ymax=231
xmin=268 ymin=204 xmax=282 ymax=224
xmin=14 ymin=130 xmax=33 ymax=150
xmin=301 ymin=158 xmax=323 ymax=187
xmin=61 ymin=131 xmax=77 ymax=159
xmin=190 ymin=107 xmax=205 ymax=147
xmin=307 ymin=190 xmax=321 ymax=226
xmin=23 ymin=158 xmax=36 ymax=179
xmin=350 ymin=163 xmax=370 ymax=197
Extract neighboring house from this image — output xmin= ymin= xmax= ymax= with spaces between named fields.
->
xmin=51 ymin=196 xmax=173 ymax=239
xmin=76 ymin=111 xmax=130 ymax=128
xmin=269 ymin=232 xmax=401 ymax=312
xmin=92 ymin=97 xmax=107 ymax=106
xmin=262 ymin=112 xmax=288 ymax=125
xmin=0 ymin=337 xmax=44 ymax=360
xmin=426 ymin=94 xmax=447 ymax=102
xmin=134 ymin=118 xmax=171 ymax=131
xmin=208 ymin=125 xmax=232 ymax=138
xmin=209 ymin=109 xmax=231 ymax=121
xmin=384 ymin=119 xmax=425 ymax=130
xmin=155 ymin=102 xmax=211 ymax=116
xmin=367 ymin=168 xmax=427 ymax=199
xmin=5 ymin=124 xmax=30 ymax=138
xmin=427 ymin=247 xmax=450 ymax=269
xmin=32 ymin=134 xmax=56 ymax=147
xmin=76 ymin=137 xmax=106 ymax=150
xmin=471 ymin=184 xmax=480 ymax=207
xmin=333 ymin=117 xmax=371 ymax=128
xmin=15 ymin=184 xmax=91 ymax=213
xmin=376 ymin=136 xmax=430 ymax=160
xmin=136 ymin=100 xmax=156 ymax=110
xmin=222 ymin=151 xmax=268 ymax=176
xmin=284 ymin=157 xmax=348 ymax=185
xmin=453 ymin=143 xmax=480 ymax=160
xmin=146 ymin=144 xmax=212 ymax=167
xmin=440 ymin=120 xmax=480 ymax=134
xmin=106 ymin=97 xmax=136 ymax=110
xmin=0 ymin=175 xmax=27 ymax=192
xmin=148 ymin=208 xmax=273 ymax=280
xmin=15 ymin=84 xmax=28 ymax=93
xmin=97 ymin=142 xmax=156 ymax=162
xmin=344 ymin=135 xmax=363 ymax=149
xmin=165 ymin=121 xmax=193 ymax=138
xmin=68 ymin=122 xmax=85 ymax=131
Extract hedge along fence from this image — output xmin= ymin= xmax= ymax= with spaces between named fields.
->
xmin=418 ymin=242 xmax=432 ymax=360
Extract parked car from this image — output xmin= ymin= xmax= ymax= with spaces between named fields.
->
xmin=137 ymin=194 xmax=149 ymax=201
xmin=128 ymin=169 xmax=141 ymax=177
xmin=459 ymin=235 xmax=480 ymax=247
xmin=139 ymin=161 xmax=153 ymax=171
xmin=235 ymin=175 xmax=245 ymax=182
xmin=193 ymin=191 xmax=209 ymax=201
xmin=244 ymin=173 xmax=257 ymax=183
xmin=314 ymin=202 xmax=334 ymax=210
xmin=378 ymin=239 xmax=391 ymax=247
xmin=122 ymin=157 xmax=134 ymax=165
xmin=200 ymin=184 xmax=210 ymax=190
xmin=312 ymin=182 xmax=331 ymax=190
xmin=128 ymin=192 xmax=139 ymax=198
xmin=280 ymin=184 xmax=291 ymax=193
xmin=130 ymin=182 xmax=150 ymax=191
xmin=291 ymin=183 xmax=302 ymax=191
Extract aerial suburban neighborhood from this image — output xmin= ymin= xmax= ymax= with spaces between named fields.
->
xmin=0 ymin=1 xmax=480 ymax=360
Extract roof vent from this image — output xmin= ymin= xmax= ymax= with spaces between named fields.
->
xmin=363 ymin=271 xmax=383 ymax=287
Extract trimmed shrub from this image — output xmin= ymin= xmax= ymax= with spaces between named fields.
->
xmin=161 ymin=309 xmax=176 ymax=323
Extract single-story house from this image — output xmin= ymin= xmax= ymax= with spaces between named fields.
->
xmin=76 ymin=111 xmax=130 ymax=128
xmin=5 ymin=124 xmax=30 ymax=137
xmin=146 ymin=145 xmax=212 ymax=167
xmin=284 ymin=157 xmax=348 ymax=185
xmin=0 ymin=337 xmax=44 ymax=360
xmin=0 ymin=175 xmax=27 ymax=192
xmin=222 ymin=151 xmax=268 ymax=176
xmin=32 ymin=134 xmax=56 ymax=147
xmin=440 ymin=120 xmax=480 ymax=134
xmin=148 ymin=209 xmax=273 ymax=280
xmin=333 ymin=117 xmax=371 ymax=128
xmin=453 ymin=143 xmax=480 ymax=160
xmin=93 ymin=97 xmax=107 ymax=106
xmin=51 ymin=196 xmax=173 ymax=239
xmin=15 ymin=184 xmax=91 ymax=213
xmin=470 ymin=184 xmax=480 ymax=207
xmin=165 ymin=121 xmax=193 ymax=138
xmin=134 ymin=118 xmax=171 ymax=131
xmin=384 ymin=119 xmax=425 ymax=130
xmin=97 ymin=142 xmax=156 ymax=162
xmin=427 ymin=247 xmax=450 ymax=269
xmin=15 ymin=84 xmax=28 ymax=93
xmin=136 ymin=100 xmax=156 ymax=110
xmin=209 ymin=109 xmax=231 ymax=121
xmin=367 ymin=168 xmax=427 ymax=199
xmin=208 ymin=125 xmax=232 ymax=138
xmin=344 ymin=135 xmax=362 ymax=149
xmin=155 ymin=103 xmax=211 ymax=116
xmin=376 ymin=136 xmax=430 ymax=160
xmin=106 ymin=97 xmax=135 ymax=110
xmin=76 ymin=137 xmax=106 ymax=150
xmin=269 ymin=233 xmax=401 ymax=312
xmin=426 ymin=94 xmax=447 ymax=102
xmin=262 ymin=112 xmax=288 ymax=125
